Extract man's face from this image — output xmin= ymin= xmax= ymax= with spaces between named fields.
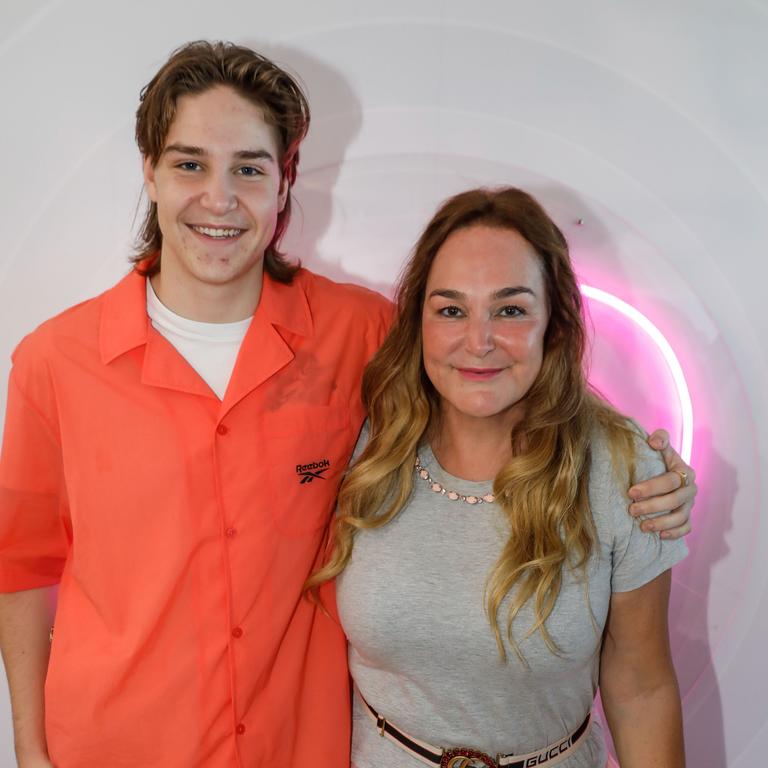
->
xmin=143 ymin=86 xmax=287 ymax=304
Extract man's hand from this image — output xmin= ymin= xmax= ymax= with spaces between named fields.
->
xmin=630 ymin=429 xmax=696 ymax=539
xmin=0 ymin=588 xmax=55 ymax=768
xmin=17 ymin=755 xmax=54 ymax=768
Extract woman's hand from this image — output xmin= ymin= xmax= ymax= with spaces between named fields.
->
xmin=630 ymin=429 xmax=696 ymax=539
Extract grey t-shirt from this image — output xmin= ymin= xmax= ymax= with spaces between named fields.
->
xmin=336 ymin=429 xmax=688 ymax=768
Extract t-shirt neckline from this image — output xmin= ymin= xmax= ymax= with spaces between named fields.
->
xmin=419 ymin=443 xmax=495 ymax=497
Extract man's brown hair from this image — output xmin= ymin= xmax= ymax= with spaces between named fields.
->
xmin=133 ymin=40 xmax=310 ymax=282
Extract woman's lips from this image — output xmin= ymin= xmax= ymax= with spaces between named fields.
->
xmin=457 ymin=367 xmax=504 ymax=380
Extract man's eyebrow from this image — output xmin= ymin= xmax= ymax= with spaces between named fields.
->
xmin=162 ymin=143 xmax=205 ymax=157
xmin=428 ymin=286 xmax=537 ymax=300
xmin=161 ymin=144 xmax=276 ymax=163
xmin=234 ymin=149 xmax=276 ymax=162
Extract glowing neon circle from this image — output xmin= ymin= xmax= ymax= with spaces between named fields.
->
xmin=580 ymin=285 xmax=693 ymax=464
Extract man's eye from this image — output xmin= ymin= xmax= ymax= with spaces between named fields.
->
xmin=238 ymin=166 xmax=264 ymax=177
xmin=177 ymin=161 xmax=202 ymax=171
xmin=439 ymin=306 xmax=463 ymax=317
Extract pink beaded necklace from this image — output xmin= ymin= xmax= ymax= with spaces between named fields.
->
xmin=414 ymin=455 xmax=495 ymax=505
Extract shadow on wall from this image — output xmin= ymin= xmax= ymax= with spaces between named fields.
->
xmin=637 ymin=298 xmax=738 ymax=767
xmin=254 ymin=42 xmax=393 ymax=299
xmin=665 ymin=427 xmax=731 ymax=767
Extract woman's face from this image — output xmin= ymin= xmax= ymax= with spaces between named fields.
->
xmin=421 ymin=224 xmax=550 ymax=429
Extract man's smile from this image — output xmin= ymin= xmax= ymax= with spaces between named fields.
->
xmin=188 ymin=224 xmax=245 ymax=240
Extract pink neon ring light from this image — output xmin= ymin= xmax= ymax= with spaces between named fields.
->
xmin=580 ymin=284 xmax=693 ymax=464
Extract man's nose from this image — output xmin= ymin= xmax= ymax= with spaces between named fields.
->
xmin=200 ymin=172 xmax=238 ymax=214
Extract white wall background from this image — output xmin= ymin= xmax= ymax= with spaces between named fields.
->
xmin=1 ymin=1 xmax=766 ymax=765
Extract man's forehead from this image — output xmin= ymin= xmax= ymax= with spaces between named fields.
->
xmin=161 ymin=86 xmax=279 ymax=152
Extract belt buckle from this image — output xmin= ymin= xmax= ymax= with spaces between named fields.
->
xmin=440 ymin=748 xmax=499 ymax=768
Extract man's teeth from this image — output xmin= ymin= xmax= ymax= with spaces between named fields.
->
xmin=192 ymin=226 xmax=242 ymax=238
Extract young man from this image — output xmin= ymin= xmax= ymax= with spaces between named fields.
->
xmin=0 ymin=42 xmax=695 ymax=768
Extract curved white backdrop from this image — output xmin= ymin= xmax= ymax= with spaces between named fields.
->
xmin=1 ymin=2 xmax=766 ymax=766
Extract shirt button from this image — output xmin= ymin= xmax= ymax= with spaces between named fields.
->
xmin=225 ymin=527 xmax=237 ymax=538
xmin=216 ymin=424 xmax=229 ymax=436
xmin=236 ymin=723 xmax=246 ymax=735
xmin=232 ymin=627 xmax=243 ymax=638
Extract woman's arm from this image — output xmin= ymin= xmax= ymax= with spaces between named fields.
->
xmin=599 ymin=570 xmax=685 ymax=768
xmin=634 ymin=429 xmax=696 ymax=539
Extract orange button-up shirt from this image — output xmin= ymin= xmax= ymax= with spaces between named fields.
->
xmin=0 ymin=267 xmax=392 ymax=767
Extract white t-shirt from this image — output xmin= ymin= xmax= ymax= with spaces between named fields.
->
xmin=146 ymin=280 xmax=251 ymax=400
xmin=336 ymin=428 xmax=688 ymax=768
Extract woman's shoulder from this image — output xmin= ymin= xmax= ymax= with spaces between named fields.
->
xmin=587 ymin=419 xmax=688 ymax=588
xmin=589 ymin=417 xmax=664 ymax=485
xmin=587 ymin=418 xmax=664 ymax=529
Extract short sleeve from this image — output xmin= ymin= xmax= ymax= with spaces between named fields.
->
xmin=593 ymin=433 xmax=688 ymax=593
xmin=0 ymin=352 xmax=69 ymax=591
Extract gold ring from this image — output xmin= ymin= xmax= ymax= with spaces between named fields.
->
xmin=673 ymin=469 xmax=689 ymax=489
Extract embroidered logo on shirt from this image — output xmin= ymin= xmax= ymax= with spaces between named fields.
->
xmin=296 ymin=459 xmax=330 ymax=484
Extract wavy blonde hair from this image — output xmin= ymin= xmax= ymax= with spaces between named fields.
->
xmin=308 ymin=187 xmax=639 ymax=660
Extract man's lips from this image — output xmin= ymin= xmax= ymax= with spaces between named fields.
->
xmin=188 ymin=224 xmax=246 ymax=240
xmin=456 ymin=367 xmax=505 ymax=380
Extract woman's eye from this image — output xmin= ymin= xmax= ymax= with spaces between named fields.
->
xmin=439 ymin=306 xmax=464 ymax=318
xmin=499 ymin=305 xmax=525 ymax=317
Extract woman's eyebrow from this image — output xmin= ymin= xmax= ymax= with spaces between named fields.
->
xmin=492 ymin=286 xmax=537 ymax=299
xmin=427 ymin=286 xmax=536 ymax=300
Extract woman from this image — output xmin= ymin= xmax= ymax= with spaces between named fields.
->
xmin=310 ymin=187 xmax=688 ymax=767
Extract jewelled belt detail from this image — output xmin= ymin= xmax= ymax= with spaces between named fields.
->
xmin=358 ymin=689 xmax=592 ymax=768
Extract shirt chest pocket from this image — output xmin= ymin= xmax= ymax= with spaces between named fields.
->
xmin=261 ymin=404 xmax=354 ymax=535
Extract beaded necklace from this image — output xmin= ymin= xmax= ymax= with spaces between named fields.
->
xmin=414 ymin=455 xmax=495 ymax=505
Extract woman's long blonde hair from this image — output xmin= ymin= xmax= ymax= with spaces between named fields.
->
xmin=308 ymin=187 xmax=639 ymax=660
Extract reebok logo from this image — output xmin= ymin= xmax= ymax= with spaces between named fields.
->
xmin=296 ymin=459 xmax=330 ymax=484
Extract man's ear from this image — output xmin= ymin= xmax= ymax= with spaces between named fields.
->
xmin=278 ymin=176 xmax=289 ymax=213
xmin=143 ymin=156 xmax=158 ymax=202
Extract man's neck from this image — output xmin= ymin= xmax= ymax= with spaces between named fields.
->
xmin=149 ymin=267 xmax=264 ymax=323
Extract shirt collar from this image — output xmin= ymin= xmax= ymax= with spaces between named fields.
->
xmin=99 ymin=266 xmax=313 ymax=365
xmin=257 ymin=268 xmax=313 ymax=339
xmin=99 ymin=268 xmax=149 ymax=365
